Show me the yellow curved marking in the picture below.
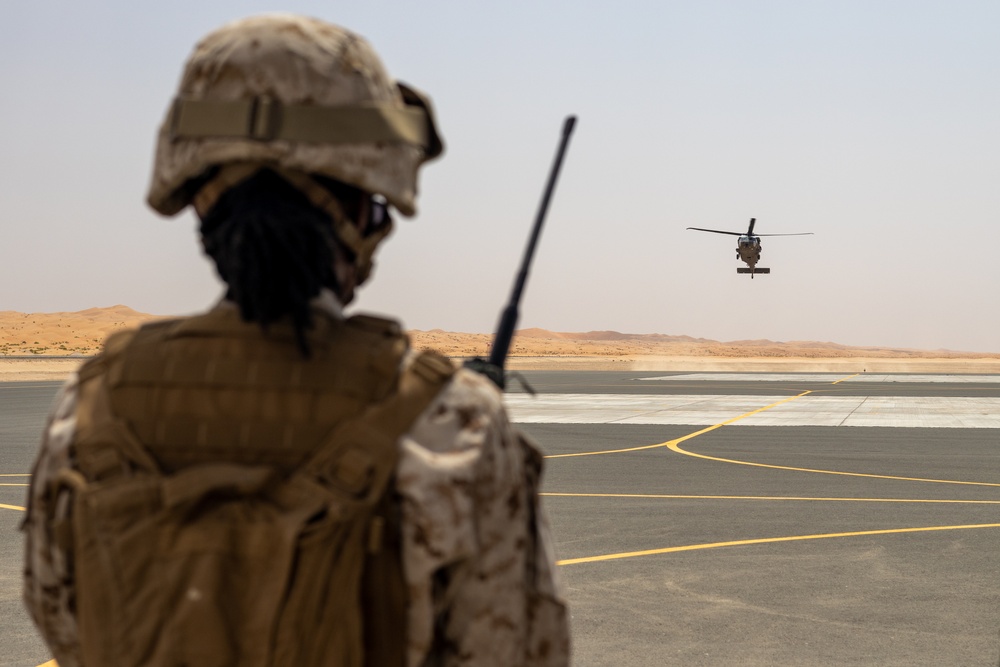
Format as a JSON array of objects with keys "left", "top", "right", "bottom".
[
  {"left": 545, "top": 391, "right": 812, "bottom": 458},
  {"left": 666, "top": 440, "right": 1000, "bottom": 487},
  {"left": 542, "top": 492, "right": 1000, "bottom": 505},
  {"left": 557, "top": 523, "right": 1000, "bottom": 566},
  {"left": 545, "top": 440, "right": 673, "bottom": 457},
  {"left": 831, "top": 373, "right": 859, "bottom": 384},
  {"left": 1, "top": 503, "right": 26, "bottom": 511},
  {"left": 549, "top": 371, "right": 1000, "bottom": 488},
  {"left": 38, "top": 661, "right": 57, "bottom": 667}
]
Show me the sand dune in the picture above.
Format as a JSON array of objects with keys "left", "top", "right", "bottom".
[
  {"left": 407, "top": 329, "right": 1000, "bottom": 361},
  {"left": 2, "top": 307, "right": 999, "bottom": 379},
  {"left": 0, "top": 306, "right": 167, "bottom": 356}
]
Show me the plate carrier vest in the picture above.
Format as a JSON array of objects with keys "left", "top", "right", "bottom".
[{"left": 59, "top": 308, "right": 454, "bottom": 666}]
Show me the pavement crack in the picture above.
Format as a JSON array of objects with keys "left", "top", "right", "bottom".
[{"left": 838, "top": 396, "right": 869, "bottom": 427}]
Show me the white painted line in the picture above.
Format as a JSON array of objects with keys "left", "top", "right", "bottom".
[
  {"left": 849, "top": 375, "right": 1000, "bottom": 383},
  {"left": 639, "top": 374, "right": 845, "bottom": 383},
  {"left": 504, "top": 394, "right": 1000, "bottom": 428},
  {"left": 639, "top": 373, "right": 1000, "bottom": 383}
]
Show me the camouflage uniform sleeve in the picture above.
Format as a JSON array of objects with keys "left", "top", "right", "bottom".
[
  {"left": 397, "top": 367, "right": 570, "bottom": 667},
  {"left": 22, "top": 373, "right": 83, "bottom": 667}
]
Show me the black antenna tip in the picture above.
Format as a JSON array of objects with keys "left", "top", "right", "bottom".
[{"left": 563, "top": 116, "right": 577, "bottom": 135}]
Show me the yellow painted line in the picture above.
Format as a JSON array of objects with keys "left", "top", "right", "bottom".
[
  {"left": 545, "top": 440, "right": 673, "bottom": 457},
  {"left": 831, "top": 373, "right": 859, "bottom": 384},
  {"left": 601, "top": 372, "right": 1000, "bottom": 488},
  {"left": 545, "top": 390, "right": 813, "bottom": 458},
  {"left": 0, "top": 484, "right": 28, "bottom": 487},
  {"left": 557, "top": 523, "right": 1000, "bottom": 566},
  {"left": 38, "top": 661, "right": 57, "bottom": 667},
  {"left": 0, "top": 474, "right": 29, "bottom": 477},
  {"left": 666, "top": 440, "right": 1000, "bottom": 487},
  {"left": 542, "top": 492, "right": 1000, "bottom": 504},
  {"left": 1, "top": 503, "right": 26, "bottom": 511}
]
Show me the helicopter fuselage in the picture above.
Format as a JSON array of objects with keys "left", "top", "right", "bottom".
[
  {"left": 687, "top": 218, "right": 811, "bottom": 278},
  {"left": 737, "top": 235, "right": 761, "bottom": 271}
]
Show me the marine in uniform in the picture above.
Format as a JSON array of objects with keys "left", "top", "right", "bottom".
[{"left": 23, "top": 14, "right": 569, "bottom": 667}]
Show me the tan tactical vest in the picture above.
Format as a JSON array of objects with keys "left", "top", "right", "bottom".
[{"left": 63, "top": 307, "right": 454, "bottom": 667}]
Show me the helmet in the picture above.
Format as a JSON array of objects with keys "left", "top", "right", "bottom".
[{"left": 146, "top": 14, "right": 443, "bottom": 218}]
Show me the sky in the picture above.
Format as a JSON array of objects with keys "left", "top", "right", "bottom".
[{"left": 2, "top": 1, "right": 998, "bottom": 352}]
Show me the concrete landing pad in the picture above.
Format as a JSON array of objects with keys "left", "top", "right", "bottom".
[
  {"left": 505, "top": 393, "right": 1000, "bottom": 428},
  {"left": 639, "top": 373, "right": 1000, "bottom": 383}
]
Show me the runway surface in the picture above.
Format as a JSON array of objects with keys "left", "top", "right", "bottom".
[
  {"left": 513, "top": 371, "right": 1000, "bottom": 666},
  {"left": 3, "top": 372, "right": 1000, "bottom": 666}
]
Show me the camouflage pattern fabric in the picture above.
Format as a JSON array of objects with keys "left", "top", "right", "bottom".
[
  {"left": 23, "top": 327, "right": 569, "bottom": 667},
  {"left": 148, "top": 14, "right": 441, "bottom": 219},
  {"left": 399, "top": 368, "right": 570, "bottom": 666},
  {"left": 23, "top": 376, "right": 82, "bottom": 667}
]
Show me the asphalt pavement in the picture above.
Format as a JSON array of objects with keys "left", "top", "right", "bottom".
[{"left": 4, "top": 373, "right": 1000, "bottom": 666}]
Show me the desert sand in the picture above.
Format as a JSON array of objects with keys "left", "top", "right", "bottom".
[
  {"left": 2, "top": 307, "right": 1000, "bottom": 382},
  {"left": 0, "top": 306, "right": 169, "bottom": 381}
]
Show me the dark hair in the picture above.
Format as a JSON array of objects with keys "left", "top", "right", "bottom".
[{"left": 198, "top": 169, "right": 360, "bottom": 357}]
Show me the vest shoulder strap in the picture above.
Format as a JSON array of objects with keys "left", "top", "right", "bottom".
[{"left": 299, "top": 349, "right": 455, "bottom": 502}]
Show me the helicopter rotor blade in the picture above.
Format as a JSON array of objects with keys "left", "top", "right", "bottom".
[
  {"left": 747, "top": 217, "right": 756, "bottom": 236},
  {"left": 686, "top": 227, "right": 742, "bottom": 236},
  {"left": 754, "top": 232, "right": 814, "bottom": 237}
]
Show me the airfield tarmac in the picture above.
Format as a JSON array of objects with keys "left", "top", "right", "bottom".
[{"left": 3, "top": 371, "right": 1000, "bottom": 666}]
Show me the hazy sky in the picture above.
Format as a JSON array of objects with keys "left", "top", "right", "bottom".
[{"left": 3, "top": 1, "right": 998, "bottom": 352}]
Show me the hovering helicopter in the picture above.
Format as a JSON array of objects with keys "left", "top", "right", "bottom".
[{"left": 687, "top": 218, "right": 813, "bottom": 278}]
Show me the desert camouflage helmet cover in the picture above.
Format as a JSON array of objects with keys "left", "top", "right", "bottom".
[{"left": 147, "top": 14, "right": 443, "bottom": 218}]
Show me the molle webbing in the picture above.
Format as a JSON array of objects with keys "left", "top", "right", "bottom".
[
  {"left": 69, "top": 312, "right": 455, "bottom": 667},
  {"left": 80, "top": 308, "right": 410, "bottom": 476}
]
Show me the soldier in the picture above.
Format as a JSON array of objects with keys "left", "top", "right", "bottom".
[{"left": 23, "top": 14, "right": 569, "bottom": 667}]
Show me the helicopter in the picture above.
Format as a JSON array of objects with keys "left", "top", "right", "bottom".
[{"left": 687, "top": 218, "right": 813, "bottom": 278}]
